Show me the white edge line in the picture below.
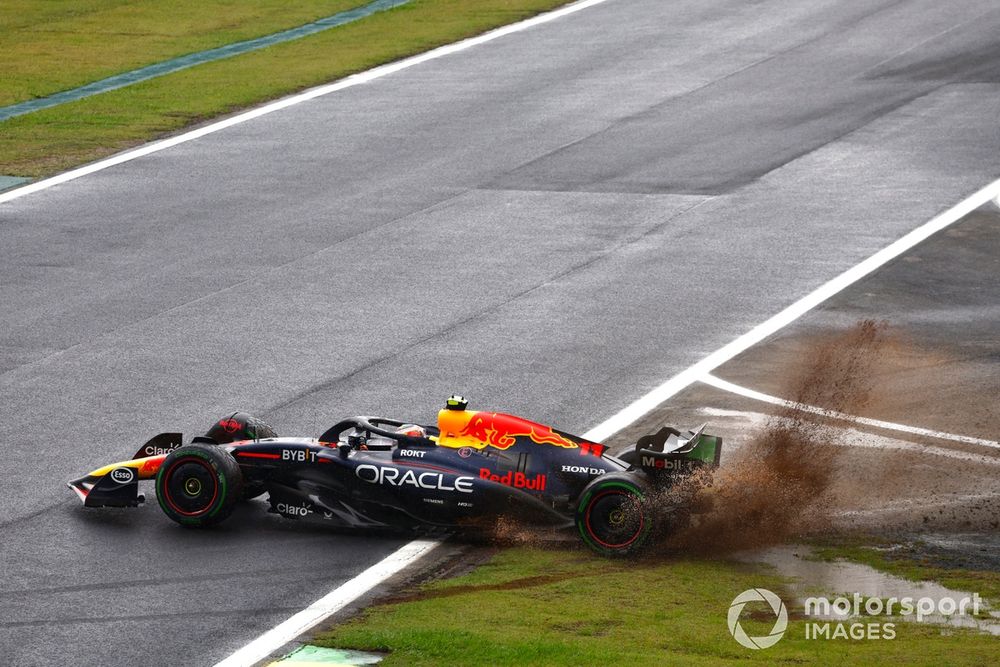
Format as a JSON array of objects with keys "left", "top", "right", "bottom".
[
  {"left": 200, "top": 4, "right": 621, "bottom": 666},
  {"left": 212, "top": 539, "right": 439, "bottom": 667},
  {"left": 582, "top": 175, "right": 1000, "bottom": 443},
  {"left": 701, "top": 373, "right": 1000, "bottom": 450},
  {"left": 213, "top": 173, "right": 1000, "bottom": 667},
  {"left": 28, "top": 0, "right": 989, "bottom": 657},
  {"left": 0, "top": 0, "right": 613, "bottom": 206}
]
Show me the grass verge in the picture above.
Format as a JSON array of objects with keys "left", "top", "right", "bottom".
[
  {"left": 313, "top": 545, "right": 999, "bottom": 666},
  {"left": 0, "top": 0, "right": 572, "bottom": 178},
  {"left": 1, "top": 1, "right": 366, "bottom": 107}
]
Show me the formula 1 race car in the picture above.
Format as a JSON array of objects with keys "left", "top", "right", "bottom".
[{"left": 68, "top": 396, "right": 722, "bottom": 556}]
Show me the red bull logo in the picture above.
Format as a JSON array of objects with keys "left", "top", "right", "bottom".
[
  {"left": 140, "top": 455, "right": 167, "bottom": 476},
  {"left": 479, "top": 468, "right": 547, "bottom": 491},
  {"left": 219, "top": 418, "right": 241, "bottom": 433},
  {"left": 460, "top": 412, "right": 578, "bottom": 449}
]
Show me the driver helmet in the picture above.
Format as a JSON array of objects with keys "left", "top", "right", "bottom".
[
  {"left": 205, "top": 412, "right": 277, "bottom": 444},
  {"left": 393, "top": 423, "right": 427, "bottom": 438}
]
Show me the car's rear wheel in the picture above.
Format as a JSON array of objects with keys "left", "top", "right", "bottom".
[
  {"left": 575, "top": 476, "right": 653, "bottom": 557},
  {"left": 156, "top": 444, "right": 243, "bottom": 527}
]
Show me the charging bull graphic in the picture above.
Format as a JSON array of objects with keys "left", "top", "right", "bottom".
[
  {"left": 462, "top": 412, "right": 578, "bottom": 449},
  {"left": 437, "top": 409, "right": 586, "bottom": 450}
]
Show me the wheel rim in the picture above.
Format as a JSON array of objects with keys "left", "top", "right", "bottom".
[
  {"left": 585, "top": 489, "right": 645, "bottom": 549},
  {"left": 183, "top": 477, "right": 203, "bottom": 496},
  {"left": 162, "top": 458, "right": 219, "bottom": 516}
]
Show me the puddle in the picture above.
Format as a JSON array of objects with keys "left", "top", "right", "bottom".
[
  {"left": 266, "top": 645, "right": 385, "bottom": 666},
  {"left": 736, "top": 544, "right": 1000, "bottom": 635},
  {"left": 0, "top": 176, "right": 31, "bottom": 193}
]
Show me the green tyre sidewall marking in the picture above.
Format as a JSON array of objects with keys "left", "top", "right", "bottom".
[
  {"left": 156, "top": 448, "right": 228, "bottom": 525},
  {"left": 576, "top": 480, "right": 651, "bottom": 555}
]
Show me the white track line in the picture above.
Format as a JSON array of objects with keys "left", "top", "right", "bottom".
[
  {"left": 24, "top": 0, "right": 989, "bottom": 660},
  {"left": 583, "top": 175, "right": 1000, "bottom": 443},
  {"left": 700, "top": 406, "right": 1000, "bottom": 465},
  {"left": 214, "top": 163, "right": 1000, "bottom": 667},
  {"left": 198, "top": 5, "right": 620, "bottom": 666},
  {"left": 213, "top": 539, "right": 439, "bottom": 667},
  {"left": 0, "top": 0, "right": 614, "bottom": 206},
  {"left": 700, "top": 373, "right": 1000, "bottom": 451}
]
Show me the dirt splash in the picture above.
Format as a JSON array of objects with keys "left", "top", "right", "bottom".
[
  {"left": 488, "top": 515, "right": 548, "bottom": 547},
  {"left": 664, "top": 319, "right": 892, "bottom": 553}
]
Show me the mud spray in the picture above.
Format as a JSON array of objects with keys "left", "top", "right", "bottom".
[
  {"left": 483, "top": 320, "right": 896, "bottom": 552},
  {"left": 663, "top": 319, "right": 892, "bottom": 553}
]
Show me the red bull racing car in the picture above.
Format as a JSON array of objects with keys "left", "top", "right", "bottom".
[{"left": 68, "top": 396, "right": 721, "bottom": 556}]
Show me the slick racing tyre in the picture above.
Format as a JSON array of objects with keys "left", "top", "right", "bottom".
[
  {"left": 156, "top": 444, "right": 243, "bottom": 527},
  {"left": 203, "top": 412, "right": 276, "bottom": 500},
  {"left": 575, "top": 476, "right": 653, "bottom": 557}
]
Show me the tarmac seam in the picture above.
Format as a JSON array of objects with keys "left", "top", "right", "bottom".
[{"left": 266, "top": 194, "right": 711, "bottom": 414}]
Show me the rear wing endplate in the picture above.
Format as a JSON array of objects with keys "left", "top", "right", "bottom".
[{"left": 634, "top": 424, "right": 722, "bottom": 474}]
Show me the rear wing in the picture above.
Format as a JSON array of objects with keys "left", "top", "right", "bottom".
[{"left": 632, "top": 424, "right": 722, "bottom": 475}]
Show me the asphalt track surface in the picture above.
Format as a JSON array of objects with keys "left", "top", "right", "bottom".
[{"left": 2, "top": 0, "right": 1000, "bottom": 664}]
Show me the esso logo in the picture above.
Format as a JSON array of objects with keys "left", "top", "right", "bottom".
[{"left": 110, "top": 467, "right": 135, "bottom": 484}]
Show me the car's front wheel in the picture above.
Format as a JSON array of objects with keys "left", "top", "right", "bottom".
[{"left": 156, "top": 444, "right": 243, "bottom": 527}]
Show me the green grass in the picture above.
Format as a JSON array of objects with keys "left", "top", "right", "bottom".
[
  {"left": 0, "top": 1, "right": 366, "bottom": 107},
  {"left": 314, "top": 546, "right": 1000, "bottom": 666},
  {"left": 809, "top": 539, "right": 1000, "bottom": 606},
  {"left": 0, "top": 0, "right": 572, "bottom": 177}
]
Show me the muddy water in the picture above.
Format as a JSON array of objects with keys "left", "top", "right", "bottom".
[{"left": 738, "top": 544, "right": 1000, "bottom": 635}]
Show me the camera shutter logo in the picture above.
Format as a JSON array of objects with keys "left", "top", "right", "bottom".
[{"left": 728, "top": 588, "right": 788, "bottom": 649}]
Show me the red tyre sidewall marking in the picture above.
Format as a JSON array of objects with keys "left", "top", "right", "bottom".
[{"left": 584, "top": 489, "right": 644, "bottom": 549}]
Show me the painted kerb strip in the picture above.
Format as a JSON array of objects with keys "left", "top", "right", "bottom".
[
  {"left": 213, "top": 539, "right": 439, "bottom": 667},
  {"left": 0, "top": 0, "right": 411, "bottom": 122}
]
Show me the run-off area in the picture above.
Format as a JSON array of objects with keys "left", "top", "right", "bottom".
[
  {"left": 618, "top": 202, "right": 1000, "bottom": 539},
  {"left": 266, "top": 203, "right": 1000, "bottom": 667}
]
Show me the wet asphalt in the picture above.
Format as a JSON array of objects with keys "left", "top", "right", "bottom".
[{"left": 2, "top": 0, "right": 1000, "bottom": 664}]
